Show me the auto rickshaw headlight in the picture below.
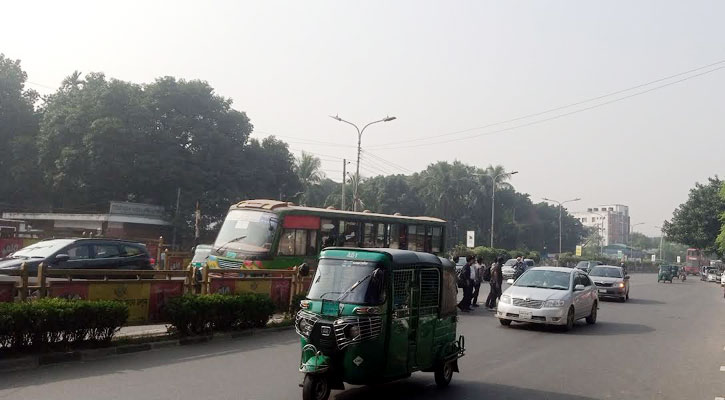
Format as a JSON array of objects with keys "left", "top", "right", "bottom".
[
  {"left": 345, "top": 324, "right": 361, "bottom": 339},
  {"left": 299, "top": 319, "right": 313, "bottom": 336}
]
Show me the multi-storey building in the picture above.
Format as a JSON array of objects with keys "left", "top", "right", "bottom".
[{"left": 572, "top": 204, "right": 630, "bottom": 246}]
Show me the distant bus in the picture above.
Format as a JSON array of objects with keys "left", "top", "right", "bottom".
[
  {"left": 684, "top": 248, "right": 709, "bottom": 275},
  {"left": 206, "top": 199, "right": 446, "bottom": 271}
]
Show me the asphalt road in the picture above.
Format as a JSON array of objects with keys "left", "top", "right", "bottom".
[{"left": 1, "top": 274, "right": 723, "bottom": 400}]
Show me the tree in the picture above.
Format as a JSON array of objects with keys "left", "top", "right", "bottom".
[
  {"left": 484, "top": 164, "right": 515, "bottom": 190},
  {"left": 0, "top": 54, "right": 41, "bottom": 207},
  {"left": 663, "top": 177, "right": 724, "bottom": 255},
  {"left": 295, "top": 152, "right": 324, "bottom": 205}
]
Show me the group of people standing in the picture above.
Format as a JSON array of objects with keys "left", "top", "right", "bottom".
[{"left": 455, "top": 255, "right": 525, "bottom": 312}]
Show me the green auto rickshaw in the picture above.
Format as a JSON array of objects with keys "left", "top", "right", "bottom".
[
  {"left": 295, "top": 248, "right": 465, "bottom": 400},
  {"left": 657, "top": 265, "right": 673, "bottom": 283}
]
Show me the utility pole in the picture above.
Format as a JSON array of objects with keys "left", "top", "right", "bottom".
[
  {"left": 542, "top": 197, "right": 581, "bottom": 254},
  {"left": 341, "top": 159, "right": 347, "bottom": 211},
  {"left": 480, "top": 171, "right": 519, "bottom": 248},
  {"left": 194, "top": 200, "right": 200, "bottom": 245},
  {"left": 330, "top": 115, "right": 396, "bottom": 211},
  {"left": 171, "top": 187, "right": 181, "bottom": 250}
]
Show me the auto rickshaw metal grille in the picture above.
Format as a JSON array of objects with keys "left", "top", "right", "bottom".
[
  {"left": 419, "top": 268, "right": 439, "bottom": 315},
  {"left": 333, "top": 316, "right": 383, "bottom": 349},
  {"left": 295, "top": 310, "right": 319, "bottom": 337}
]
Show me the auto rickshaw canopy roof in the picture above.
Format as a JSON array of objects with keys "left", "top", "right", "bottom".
[{"left": 320, "top": 247, "right": 454, "bottom": 270}]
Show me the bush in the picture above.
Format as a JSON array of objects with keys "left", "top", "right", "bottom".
[
  {"left": 163, "top": 293, "right": 276, "bottom": 336},
  {"left": 0, "top": 299, "right": 128, "bottom": 351}
]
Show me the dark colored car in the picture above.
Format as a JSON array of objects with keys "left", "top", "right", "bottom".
[
  {"left": 575, "top": 260, "right": 603, "bottom": 274},
  {"left": 0, "top": 238, "right": 152, "bottom": 274}
]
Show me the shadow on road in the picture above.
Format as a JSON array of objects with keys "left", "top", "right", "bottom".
[
  {"left": 619, "top": 298, "right": 666, "bottom": 305},
  {"left": 502, "top": 320, "right": 654, "bottom": 336},
  {"left": 334, "top": 377, "right": 599, "bottom": 400}
]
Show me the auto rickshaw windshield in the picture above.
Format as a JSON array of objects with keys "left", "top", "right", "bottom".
[{"left": 307, "top": 259, "right": 385, "bottom": 305}]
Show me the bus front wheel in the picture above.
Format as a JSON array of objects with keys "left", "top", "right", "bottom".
[{"left": 303, "top": 374, "right": 330, "bottom": 400}]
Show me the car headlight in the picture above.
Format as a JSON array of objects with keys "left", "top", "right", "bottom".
[
  {"left": 500, "top": 295, "right": 511, "bottom": 304},
  {"left": 543, "top": 299, "right": 565, "bottom": 308},
  {"left": 616, "top": 282, "right": 625, "bottom": 288}
]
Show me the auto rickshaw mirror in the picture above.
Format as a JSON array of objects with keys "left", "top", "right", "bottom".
[{"left": 298, "top": 263, "right": 310, "bottom": 277}]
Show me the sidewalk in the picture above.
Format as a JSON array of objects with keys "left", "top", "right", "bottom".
[{"left": 115, "top": 313, "right": 289, "bottom": 340}]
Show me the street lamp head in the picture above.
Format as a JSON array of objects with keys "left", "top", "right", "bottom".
[
  {"left": 510, "top": 171, "right": 519, "bottom": 175},
  {"left": 383, "top": 116, "right": 397, "bottom": 122},
  {"left": 329, "top": 115, "right": 342, "bottom": 121}
]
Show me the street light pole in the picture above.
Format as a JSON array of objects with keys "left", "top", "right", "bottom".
[
  {"left": 654, "top": 225, "right": 664, "bottom": 262},
  {"left": 481, "top": 171, "right": 518, "bottom": 248},
  {"left": 330, "top": 115, "right": 396, "bottom": 212},
  {"left": 542, "top": 197, "right": 581, "bottom": 254},
  {"left": 629, "top": 222, "right": 645, "bottom": 259}
]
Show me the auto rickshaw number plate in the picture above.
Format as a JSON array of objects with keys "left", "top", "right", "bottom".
[{"left": 322, "top": 300, "right": 340, "bottom": 316}]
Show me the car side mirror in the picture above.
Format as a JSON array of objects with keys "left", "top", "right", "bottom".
[
  {"left": 574, "top": 284, "right": 585, "bottom": 291},
  {"left": 298, "top": 263, "right": 310, "bottom": 277},
  {"left": 506, "top": 279, "right": 514, "bottom": 285},
  {"left": 54, "top": 254, "right": 70, "bottom": 263}
]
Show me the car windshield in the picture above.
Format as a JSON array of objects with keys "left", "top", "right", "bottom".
[
  {"left": 191, "top": 245, "right": 213, "bottom": 264},
  {"left": 589, "top": 267, "right": 623, "bottom": 278},
  {"left": 213, "top": 210, "right": 279, "bottom": 254},
  {"left": 10, "top": 239, "right": 74, "bottom": 259},
  {"left": 514, "top": 270, "right": 571, "bottom": 290},
  {"left": 307, "top": 259, "right": 385, "bottom": 305}
]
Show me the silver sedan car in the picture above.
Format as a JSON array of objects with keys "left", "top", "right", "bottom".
[
  {"left": 496, "top": 267, "right": 599, "bottom": 331},
  {"left": 588, "top": 265, "right": 630, "bottom": 302}
]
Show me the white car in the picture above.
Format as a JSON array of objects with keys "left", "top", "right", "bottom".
[
  {"left": 496, "top": 266, "right": 599, "bottom": 331},
  {"left": 706, "top": 270, "right": 719, "bottom": 282}
]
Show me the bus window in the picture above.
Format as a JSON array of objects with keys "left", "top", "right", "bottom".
[
  {"left": 431, "top": 227, "right": 442, "bottom": 253},
  {"left": 320, "top": 219, "right": 337, "bottom": 248},
  {"left": 407, "top": 225, "right": 419, "bottom": 251},
  {"left": 278, "top": 229, "right": 318, "bottom": 256},
  {"left": 363, "top": 223, "right": 375, "bottom": 247},
  {"left": 389, "top": 224, "right": 400, "bottom": 249},
  {"left": 376, "top": 223, "right": 387, "bottom": 247},
  {"left": 424, "top": 226, "right": 433, "bottom": 253},
  {"left": 342, "top": 221, "right": 360, "bottom": 247}
]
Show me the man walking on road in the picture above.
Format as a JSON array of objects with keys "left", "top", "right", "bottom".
[
  {"left": 457, "top": 256, "right": 474, "bottom": 312},
  {"left": 470, "top": 256, "right": 483, "bottom": 308},
  {"left": 485, "top": 256, "right": 504, "bottom": 310}
]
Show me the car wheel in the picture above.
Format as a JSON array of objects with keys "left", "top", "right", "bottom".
[
  {"left": 563, "top": 307, "right": 575, "bottom": 332},
  {"left": 586, "top": 303, "right": 597, "bottom": 324},
  {"left": 499, "top": 318, "right": 512, "bottom": 326},
  {"left": 434, "top": 360, "right": 454, "bottom": 388}
]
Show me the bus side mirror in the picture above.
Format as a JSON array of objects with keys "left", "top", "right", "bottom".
[
  {"left": 372, "top": 268, "right": 383, "bottom": 283},
  {"left": 298, "top": 263, "right": 310, "bottom": 277}
]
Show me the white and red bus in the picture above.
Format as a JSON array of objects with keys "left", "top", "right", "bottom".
[{"left": 684, "top": 248, "right": 709, "bottom": 275}]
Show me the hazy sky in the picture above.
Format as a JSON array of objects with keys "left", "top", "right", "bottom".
[{"left": 3, "top": 0, "right": 724, "bottom": 235}]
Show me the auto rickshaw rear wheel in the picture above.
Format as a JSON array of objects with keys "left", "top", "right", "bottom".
[
  {"left": 303, "top": 374, "right": 330, "bottom": 400},
  {"left": 434, "top": 361, "right": 454, "bottom": 388}
]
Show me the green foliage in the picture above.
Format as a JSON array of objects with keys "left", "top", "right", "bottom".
[
  {"left": 0, "top": 54, "right": 43, "bottom": 206},
  {"left": 163, "top": 293, "right": 276, "bottom": 336},
  {"left": 663, "top": 177, "right": 724, "bottom": 255},
  {"left": 0, "top": 299, "right": 128, "bottom": 351}
]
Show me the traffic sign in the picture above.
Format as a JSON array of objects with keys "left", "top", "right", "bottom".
[
  {"left": 466, "top": 231, "right": 475, "bottom": 248},
  {"left": 677, "top": 256, "right": 681, "bottom": 263},
  {"left": 575, "top": 245, "right": 582, "bottom": 257},
  {"left": 651, "top": 254, "right": 656, "bottom": 262}
]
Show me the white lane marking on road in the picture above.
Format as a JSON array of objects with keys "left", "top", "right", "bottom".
[
  {"left": 715, "top": 397, "right": 724, "bottom": 400},
  {"left": 721, "top": 366, "right": 725, "bottom": 372}
]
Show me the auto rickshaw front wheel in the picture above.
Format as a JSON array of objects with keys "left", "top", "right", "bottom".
[
  {"left": 434, "top": 360, "right": 454, "bottom": 388},
  {"left": 303, "top": 374, "right": 331, "bottom": 400}
]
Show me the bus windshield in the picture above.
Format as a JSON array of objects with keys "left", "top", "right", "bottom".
[
  {"left": 213, "top": 210, "right": 279, "bottom": 254},
  {"left": 307, "top": 259, "right": 385, "bottom": 305}
]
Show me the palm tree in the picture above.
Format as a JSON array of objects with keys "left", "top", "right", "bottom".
[
  {"left": 295, "top": 152, "right": 324, "bottom": 205},
  {"left": 484, "top": 164, "right": 514, "bottom": 190}
]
